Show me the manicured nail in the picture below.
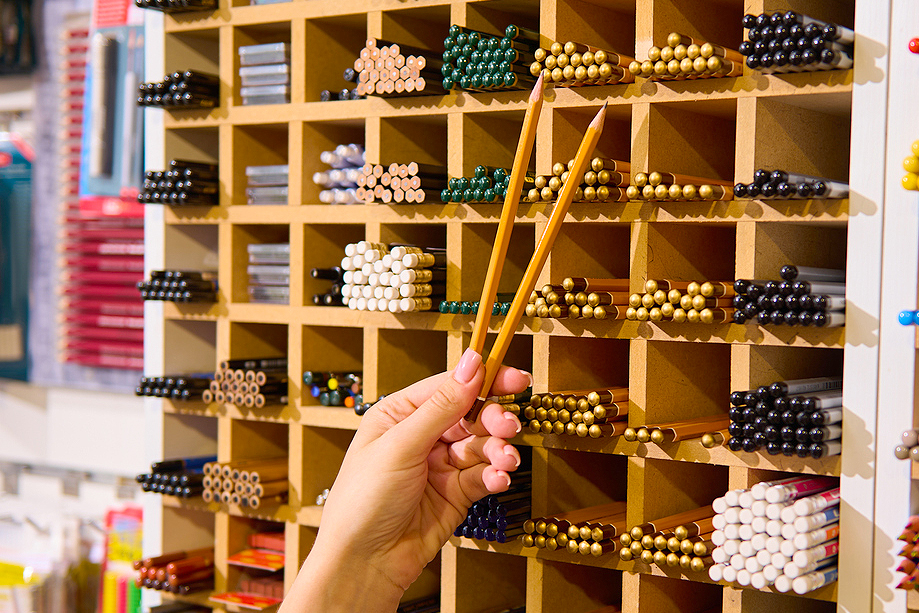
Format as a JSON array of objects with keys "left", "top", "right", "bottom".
[
  {"left": 503, "top": 411, "right": 522, "bottom": 434},
  {"left": 499, "top": 470, "right": 512, "bottom": 488},
  {"left": 504, "top": 444, "right": 521, "bottom": 468},
  {"left": 454, "top": 348, "right": 482, "bottom": 384},
  {"left": 518, "top": 369, "right": 534, "bottom": 388}
]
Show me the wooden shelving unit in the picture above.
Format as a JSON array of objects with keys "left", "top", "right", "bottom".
[{"left": 141, "top": 0, "right": 901, "bottom": 611}]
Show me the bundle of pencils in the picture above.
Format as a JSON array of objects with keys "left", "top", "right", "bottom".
[
  {"left": 309, "top": 266, "right": 345, "bottom": 307},
  {"left": 894, "top": 429, "right": 919, "bottom": 462},
  {"left": 740, "top": 12, "right": 853, "bottom": 74},
  {"left": 728, "top": 376, "right": 842, "bottom": 456},
  {"left": 132, "top": 547, "right": 214, "bottom": 594},
  {"left": 733, "top": 168, "right": 848, "bottom": 199},
  {"left": 522, "top": 502, "right": 626, "bottom": 557},
  {"left": 319, "top": 67, "right": 365, "bottom": 102},
  {"left": 619, "top": 505, "right": 715, "bottom": 573},
  {"left": 627, "top": 279, "right": 735, "bottom": 324},
  {"left": 201, "top": 457, "right": 287, "bottom": 508},
  {"left": 204, "top": 357, "right": 288, "bottom": 408},
  {"left": 629, "top": 33, "right": 742, "bottom": 81},
  {"left": 340, "top": 241, "right": 446, "bottom": 312},
  {"left": 135, "top": 373, "right": 213, "bottom": 401},
  {"left": 530, "top": 40, "right": 634, "bottom": 87},
  {"left": 896, "top": 516, "right": 919, "bottom": 589},
  {"left": 521, "top": 387, "right": 628, "bottom": 439},
  {"left": 138, "top": 71, "right": 219, "bottom": 108},
  {"left": 527, "top": 277, "right": 630, "bottom": 320},
  {"left": 624, "top": 171, "right": 733, "bottom": 202},
  {"left": 902, "top": 140, "right": 919, "bottom": 191},
  {"left": 623, "top": 414, "right": 730, "bottom": 446},
  {"left": 356, "top": 162, "right": 447, "bottom": 204},
  {"left": 731, "top": 265, "right": 845, "bottom": 327},
  {"left": 139, "top": 159, "right": 218, "bottom": 206},
  {"left": 441, "top": 165, "right": 519, "bottom": 204},
  {"left": 302, "top": 370, "right": 362, "bottom": 408},
  {"left": 134, "top": 0, "right": 216, "bottom": 12},
  {"left": 313, "top": 144, "right": 364, "bottom": 205},
  {"left": 354, "top": 38, "right": 445, "bottom": 97},
  {"left": 524, "top": 157, "right": 630, "bottom": 204},
  {"left": 137, "top": 270, "right": 217, "bottom": 303},
  {"left": 438, "top": 298, "right": 513, "bottom": 315},
  {"left": 708, "top": 477, "right": 839, "bottom": 594},
  {"left": 136, "top": 455, "right": 214, "bottom": 498},
  {"left": 442, "top": 24, "right": 539, "bottom": 92},
  {"left": 454, "top": 465, "right": 530, "bottom": 543}
]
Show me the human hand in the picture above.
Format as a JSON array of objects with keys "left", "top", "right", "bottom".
[{"left": 280, "top": 348, "right": 528, "bottom": 613}]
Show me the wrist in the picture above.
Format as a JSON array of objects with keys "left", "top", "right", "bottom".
[{"left": 281, "top": 533, "right": 404, "bottom": 613}]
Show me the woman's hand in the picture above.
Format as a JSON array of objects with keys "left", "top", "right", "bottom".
[{"left": 280, "top": 349, "right": 529, "bottom": 613}]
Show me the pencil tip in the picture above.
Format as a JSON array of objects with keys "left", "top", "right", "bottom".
[
  {"left": 589, "top": 102, "right": 608, "bottom": 128},
  {"left": 531, "top": 72, "right": 545, "bottom": 101}
]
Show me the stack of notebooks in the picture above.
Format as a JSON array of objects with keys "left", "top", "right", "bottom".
[
  {"left": 248, "top": 243, "right": 290, "bottom": 305},
  {"left": 239, "top": 42, "right": 290, "bottom": 105},
  {"left": 246, "top": 164, "right": 288, "bottom": 205}
]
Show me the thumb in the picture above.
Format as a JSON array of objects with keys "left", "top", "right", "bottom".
[{"left": 391, "top": 349, "right": 483, "bottom": 453}]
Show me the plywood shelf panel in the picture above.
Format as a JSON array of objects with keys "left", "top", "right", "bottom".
[
  {"left": 515, "top": 433, "right": 840, "bottom": 476},
  {"left": 161, "top": 74, "right": 851, "bottom": 128},
  {"left": 450, "top": 538, "right": 838, "bottom": 603}
]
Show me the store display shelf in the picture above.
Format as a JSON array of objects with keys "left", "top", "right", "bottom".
[
  {"left": 516, "top": 434, "right": 840, "bottom": 477},
  {"left": 294, "top": 505, "right": 323, "bottom": 528},
  {"left": 163, "top": 302, "right": 223, "bottom": 320},
  {"left": 162, "top": 400, "right": 222, "bottom": 417}
]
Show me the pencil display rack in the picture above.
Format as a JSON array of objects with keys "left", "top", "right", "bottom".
[{"left": 143, "top": 0, "right": 902, "bottom": 611}]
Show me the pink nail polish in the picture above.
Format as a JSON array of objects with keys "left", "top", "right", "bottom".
[
  {"left": 504, "top": 411, "right": 522, "bottom": 434},
  {"left": 454, "top": 348, "right": 482, "bottom": 384}
]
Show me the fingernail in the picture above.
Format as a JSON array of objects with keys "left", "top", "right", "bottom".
[
  {"left": 504, "top": 411, "right": 522, "bottom": 434},
  {"left": 504, "top": 444, "right": 521, "bottom": 468},
  {"left": 454, "top": 348, "right": 482, "bottom": 384},
  {"left": 518, "top": 369, "right": 534, "bottom": 388},
  {"left": 499, "top": 470, "right": 512, "bottom": 488}
]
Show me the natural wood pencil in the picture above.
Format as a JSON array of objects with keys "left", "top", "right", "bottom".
[
  {"left": 465, "top": 103, "right": 608, "bottom": 422},
  {"left": 469, "top": 74, "right": 545, "bottom": 356}
]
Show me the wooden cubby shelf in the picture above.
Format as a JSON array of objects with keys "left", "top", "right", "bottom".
[{"left": 145, "top": 0, "right": 889, "bottom": 611}]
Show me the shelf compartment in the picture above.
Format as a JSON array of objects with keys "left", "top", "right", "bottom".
[
  {"left": 543, "top": 336, "right": 628, "bottom": 397},
  {"left": 299, "top": 325, "right": 363, "bottom": 409},
  {"left": 735, "top": 221, "right": 847, "bottom": 296},
  {"left": 303, "top": 15, "right": 366, "bottom": 103},
  {"left": 225, "top": 515, "right": 286, "bottom": 601},
  {"left": 230, "top": 224, "right": 291, "bottom": 305},
  {"left": 445, "top": 546, "right": 526, "bottom": 613},
  {"left": 232, "top": 22, "right": 293, "bottom": 105},
  {"left": 645, "top": 0, "right": 743, "bottom": 63},
  {"left": 380, "top": 115, "right": 448, "bottom": 174},
  {"left": 538, "top": 447, "right": 628, "bottom": 520},
  {"left": 301, "top": 120, "right": 365, "bottom": 205},
  {"left": 376, "top": 328, "right": 448, "bottom": 397},
  {"left": 730, "top": 586, "right": 836, "bottom": 611},
  {"left": 549, "top": 223, "right": 631, "bottom": 291},
  {"left": 627, "top": 456, "right": 727, "bottom": 539},
  {"left": 458, "top": 110, "right": 531, "bottom": 179},
  {"left": 731, "top": 344, "right": 844, "bottom": 393},
  {"left": 458, "top": 221, "right": 535, "bottom": 303},
  {"left": 290, "top": 425, "right": 354, "bottom": 512},
  {"left": 230, "top": 123, "right": 290, "bottom": 205},
  {"left": 163, "top": 319, "right": 218, "bottom": 379},
  {"left": 627, "top": 571, "right": 722, "bottom": 613},
  {"left": 302, "top": 224, "right": 363, "bottom": 305},
  {"left": 161, "top": 503, "right": 217, "bottom": 558},
  {"left": 464, "top": 0, "right": 540, "bottom": 40},
  {"left": 379, "top": 5, "right": 451, "bottom": 60},
  {"left": 227, "top": 322, "right": 289, "bottom": 370},
  {"left": 553, "top": 104, "right": 632, "bottom": 172},
  {"left": 165, "top": 224, "right": 220, "bottom": 272},
  {"left": 743, "top": 96, "right": 851, "bottom": 186},
  {"left": 640, "top": 222, "right": 736, "bottom": 290},
  {"left": 635, "top": 340, "right": 730, "bottom": 428},
  {"left": 645, "top": 99, "right": 737, "bottom": 184},
  {"left": 533, "top": 559, "right": 622, "bottom": 613},
  {"left": 164, "top": 28, "right": 221, "bottom": 83}
]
